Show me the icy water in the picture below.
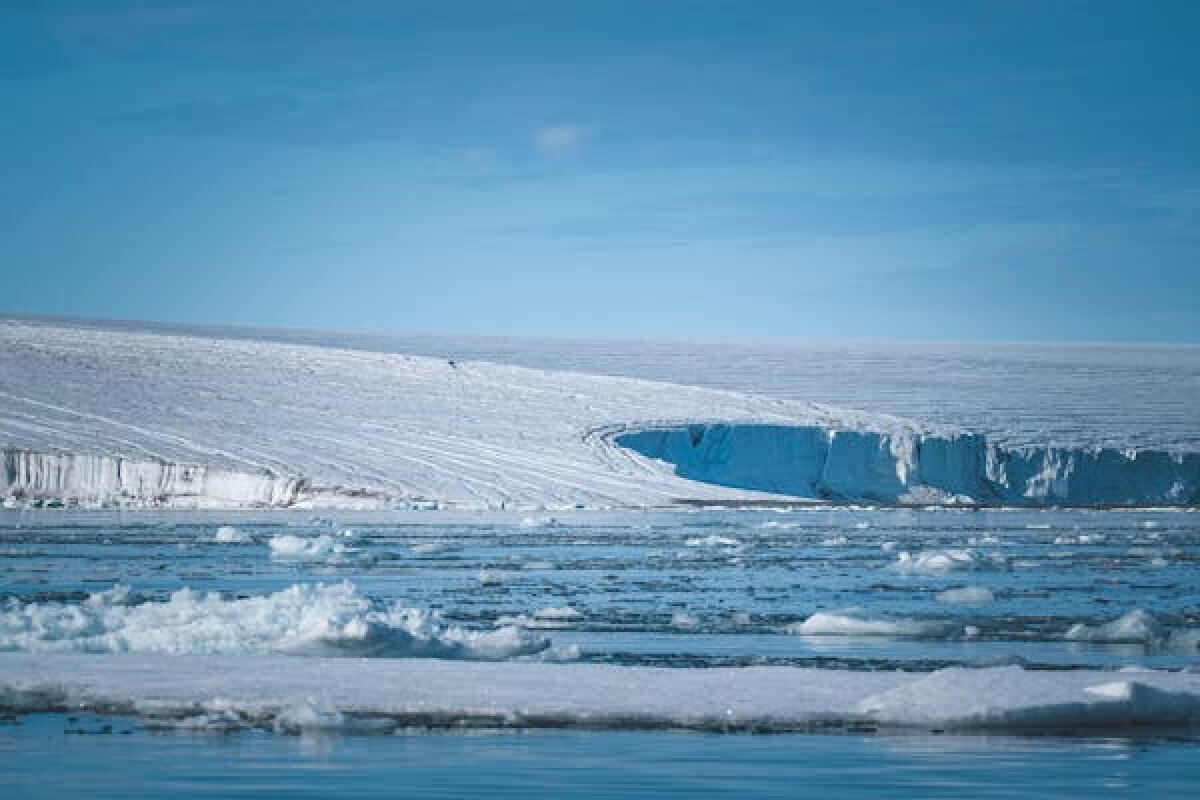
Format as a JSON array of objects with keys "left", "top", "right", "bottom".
[
  {"left": 4, "top": 714, "right": 1199, "bottom": 799},
  {"left": 2, "top": 507, "right": 1200, "bottom": 796}
]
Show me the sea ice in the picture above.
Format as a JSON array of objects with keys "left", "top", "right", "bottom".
[
  {"left": 894, "top": 549, "right": 996, "bottom": 574},
  {"left": 1065, "top": 610, "right": 1166, "bottom": 645},
  {"left": 788, "top": 610, "right": 959, "bottom": 638},
  {"left": 936, "top": 587, "right": 995, "bottom": 606},
  {"left": 4, "top": 655, "right": 1200, "bottom": 734},
  {"left": 213, "top": 525, "right": 251, "bottom": 544},
  {"left": 0, "top": 582, "right": 549, "bottom": 661}
]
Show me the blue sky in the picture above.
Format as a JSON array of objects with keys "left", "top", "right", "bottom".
[{"left": 2, "top": 1, "right": 1198, "bottom": 342}]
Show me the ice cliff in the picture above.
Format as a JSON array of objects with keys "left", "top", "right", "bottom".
[
  {"left": 616, "top": 423, "right": 1199, "bottom": 506},
  {"left": 0, "top": 449, "right": 376, "bottom": 509}
]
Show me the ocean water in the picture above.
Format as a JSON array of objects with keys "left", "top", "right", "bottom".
[
  {"left": 2, "top": 508, "right": 1200, "bottom": 796},
  {"left": 4, "top": 715, "right": 1199, "bottom": 799}
]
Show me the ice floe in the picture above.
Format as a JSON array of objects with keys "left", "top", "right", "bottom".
[
  {"left": 936, "top": 587, "right": 996, "bottom": 606},
  {"left": 212, "top": 525, "right": 251, "bottom": 544},
  {"left": 4, "top": 655, "right": 1200, "bottom": 734},
  {"left": 894, "top": 549, "right": 1004, "bottom": 574},
  {"left": 788, "top": 610, "right": 960, "bottom": 638},
  {"left": 0, "top": 583, "right": 549, "bottom": 661}
]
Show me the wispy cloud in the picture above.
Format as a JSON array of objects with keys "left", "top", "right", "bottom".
[{"left": 534, "top": 124, "right": 586, "bottom": 156}]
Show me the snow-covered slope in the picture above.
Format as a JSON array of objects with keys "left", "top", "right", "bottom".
[
  {"left": 0, "top": 319, "right": 858, "bottom": 508},
  {"left": 15, "top": 316, "right": 1196, "bottom": 452},
  {"left": 1, "top": 319, "right": 1196, "bottom": 508}
]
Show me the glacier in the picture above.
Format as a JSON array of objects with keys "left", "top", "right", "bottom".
[
  {"left": 616, "top": 424, "right": 1199, "bottom": 506},
  {"left": 1, "top": 318, "right": 1197, "bottom": 509}
]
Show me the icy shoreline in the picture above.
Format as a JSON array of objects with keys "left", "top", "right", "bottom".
[{"left": 3, "top": 653, "right": 1200, "bottom": 734}]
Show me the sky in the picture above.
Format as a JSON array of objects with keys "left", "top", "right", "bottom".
[{"left": 2, "top": 0, "right": 1198, "bottom": 343}]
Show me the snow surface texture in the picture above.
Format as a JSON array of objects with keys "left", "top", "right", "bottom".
[
  {"left": 2, "top": 318, "right": 1197, "bottom": 509},
  {"left": 3, "top": 654, "right": 1200, "bottom": 734},
  {"left": 22, "top": 316, "right": 1196, "bottom": 452}
]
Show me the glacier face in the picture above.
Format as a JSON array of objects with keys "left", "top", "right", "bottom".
[
  {"left": 1, "top": 449, "right": 374, "bottom": 509},
  {"left": 617, "top": 424, "right": 1199, "bottom": 506},
  {"left": 0, "top": 318, "right": 1196, "bottom": 509}
]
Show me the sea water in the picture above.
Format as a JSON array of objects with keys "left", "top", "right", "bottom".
[{"left": 2, "top": 507, "right": 1199, "bottom": 796}]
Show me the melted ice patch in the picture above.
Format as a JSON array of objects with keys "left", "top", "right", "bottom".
[{"left": 0, "top": 582, "right": 551, "bottom": 661}]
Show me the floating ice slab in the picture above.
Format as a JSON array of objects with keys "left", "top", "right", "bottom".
[
  {"left": 788, "top": 611, "right": 960, "bottom": 638},
  {"left": 2, "top": 654, "right": 1200, "bottom": 734}
]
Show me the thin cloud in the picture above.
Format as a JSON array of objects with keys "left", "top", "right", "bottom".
[{"left": 534, "top": 124, "right": 586, "bottom": 155}]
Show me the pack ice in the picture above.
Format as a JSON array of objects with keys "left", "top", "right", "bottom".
[{"left": 1, "top": 319, "right": 1197, "bottom": 509}]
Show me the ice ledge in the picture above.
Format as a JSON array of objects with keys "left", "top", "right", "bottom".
[
  {"left": 616, "top": 423, "right": 1200, "bottom": 507},
  {"left": 1, "top": 449, "right": 397, "bottom": 509}
]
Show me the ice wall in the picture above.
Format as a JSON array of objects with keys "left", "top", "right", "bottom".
[
  {"left": 1, "top": 449, "right": 337, "bottom": 508},
  {"left": 617, "top": 424, "right": 1200, "bottom": 506}
]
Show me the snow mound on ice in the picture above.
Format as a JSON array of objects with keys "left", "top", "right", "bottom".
[{"left": 858, "top": 667, "right": 1200, "bottom": 730}]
